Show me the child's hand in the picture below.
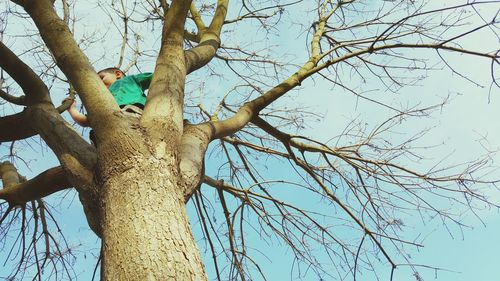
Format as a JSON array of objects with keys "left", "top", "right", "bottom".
[{"left": 62, "top": 98, "right": 89, "bottom": 127}]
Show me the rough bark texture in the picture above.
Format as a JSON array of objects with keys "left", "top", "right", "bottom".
[{"left": 100, "top": 137, "right": 207, "bottom": 280}]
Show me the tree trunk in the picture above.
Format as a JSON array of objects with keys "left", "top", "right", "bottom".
[{"left": 100, "top": 151, "right": 207, "bottom": 280}]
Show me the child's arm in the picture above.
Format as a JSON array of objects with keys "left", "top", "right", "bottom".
[{"left": 65, "top": 99, "right": 90, "bottom": 127}]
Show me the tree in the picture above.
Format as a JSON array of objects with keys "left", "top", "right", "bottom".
[{"left": 0, "top": 0, "right": 498, "bottom": 280}]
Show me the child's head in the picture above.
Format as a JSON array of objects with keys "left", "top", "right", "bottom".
[{"left": 98, "top": 67, "right": 126, "bottom": 88}]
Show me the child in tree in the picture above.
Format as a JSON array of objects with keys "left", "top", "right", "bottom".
[{"left": 66, "top": 67, "right": 153, "bottom": 126}]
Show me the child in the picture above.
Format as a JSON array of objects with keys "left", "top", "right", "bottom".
[{"left": 66, "top": 67, "right": 153, "bottom": 126}]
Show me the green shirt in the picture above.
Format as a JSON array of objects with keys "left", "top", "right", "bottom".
[{"left": 109, "top": 72, "right": 153, "bottom": 107}]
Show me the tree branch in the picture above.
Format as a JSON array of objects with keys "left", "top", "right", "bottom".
[
  {"left": 180, "top": 123, "right": 214, "bottom": 201},
  {"left": 185, "top": 0, "right": 229, "bottom": 73},
  {"left": 210, "top": 61, "right": 317, "bottom": 139},
  {"left": 313, "top": 43, "right": 500, "bottom": 75},
  {"left": 141, "top": 0, "right": 193, "bottom": 141},
  {"left": 0, "top": 88, "right": 26, "bottom": 105},
  {"left": 22, "top": 0, "right": 121, "bottom": 136},
  {"left": 0, "top": 111, "right": 37, "bottom": 142},
  {"left": 0, "top": 165, "right": 71, "bottom": 206},
  {"left": 189, "top": 2, "right": 206, "bottom": 32},
  {"left": 0, "top": 41, "right": 49, "bottom": 104}
]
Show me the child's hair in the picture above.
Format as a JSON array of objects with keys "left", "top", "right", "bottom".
[{"left": 98, "top": 67, "right": 126, "bottom": 76}]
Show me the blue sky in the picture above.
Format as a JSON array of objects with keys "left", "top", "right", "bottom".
[{"left": 1, "top": 1, "right": 500, "bottom": 280}]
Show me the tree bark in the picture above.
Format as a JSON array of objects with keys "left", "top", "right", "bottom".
[{"left": 100, "top": 146, "right": 207, "bottom": 280}]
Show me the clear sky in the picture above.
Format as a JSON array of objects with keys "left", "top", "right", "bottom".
[{"left": 1, "top": 1, "right": 499, "bottom": 280}]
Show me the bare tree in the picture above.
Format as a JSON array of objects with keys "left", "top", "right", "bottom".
[{"left": 0, "top": 0, "right": 499, "bottom": 280}]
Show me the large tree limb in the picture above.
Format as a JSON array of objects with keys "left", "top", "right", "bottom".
[
  {"left": 142, "top": 0, "right": 192, "bottom": 142},
  {"left": 0, "top": 40, "right": 75, "bottom": 152},
  {"left": 210, "top": 61, "right": 318, "bottom": 139},
  {"left": 27, "top": 103, "right": 102, "bottom": 236},
  {"left": 0, "top": 42, "right": 49, "bottom": 104},
  {"left": 0, "top": 39, "right": 97, "bottom": 175},
  {"left": 0, "top": 111, "right": 37, "bottom": 142},
  {"left": 180, "top": 123, "right": 214, "bottom": 201},
  {"left": 0, "top": 161, "right": 102, "bottom": 236},
  {"left": 185, "top": 39, "right": 221, "bottom": 74},
  {"left": 0, "top": 165, "right": 71, "bottom": 206},
  {"left": 28, "top": 104, "right": 97, "bottom": 171},
  {"left": 0, "top": 99, "right": 77, "bottom": 143},
  {"left": 14, "top": 0, "right": 104, "bottom": 207},
  {"left": 185, "top": 0, "right": 229, "bottom": 73},
  {"left": 21, "top": 0, "right": 121, "bottom": 137},
  {"left": 189, "top": 2, "right": 206, "bottom": 32}
]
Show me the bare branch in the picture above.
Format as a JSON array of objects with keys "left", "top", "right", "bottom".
[
  {"left": 22, "top": 0, "right": 121, "bottom": 135},
  {"left": 0, "top": 111, "right": 37, "bottom": 142},
  {"left": 141, "top": 0, "right": 192, "bottom": 141},
  {"left": 0, "top": 88, "right": 26, "bottom": 105},
  {"left": 180, "top": 123, "right": 214, "bottom": 200},
  {"left": 185, "top": 0, "right": 229, "bottom": 73},
  {"left": 0, "top": 41, "right": 49, "bottom": 104},
  {"left": 0, "top": 165, "right": 71, "bottom": 206}
]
